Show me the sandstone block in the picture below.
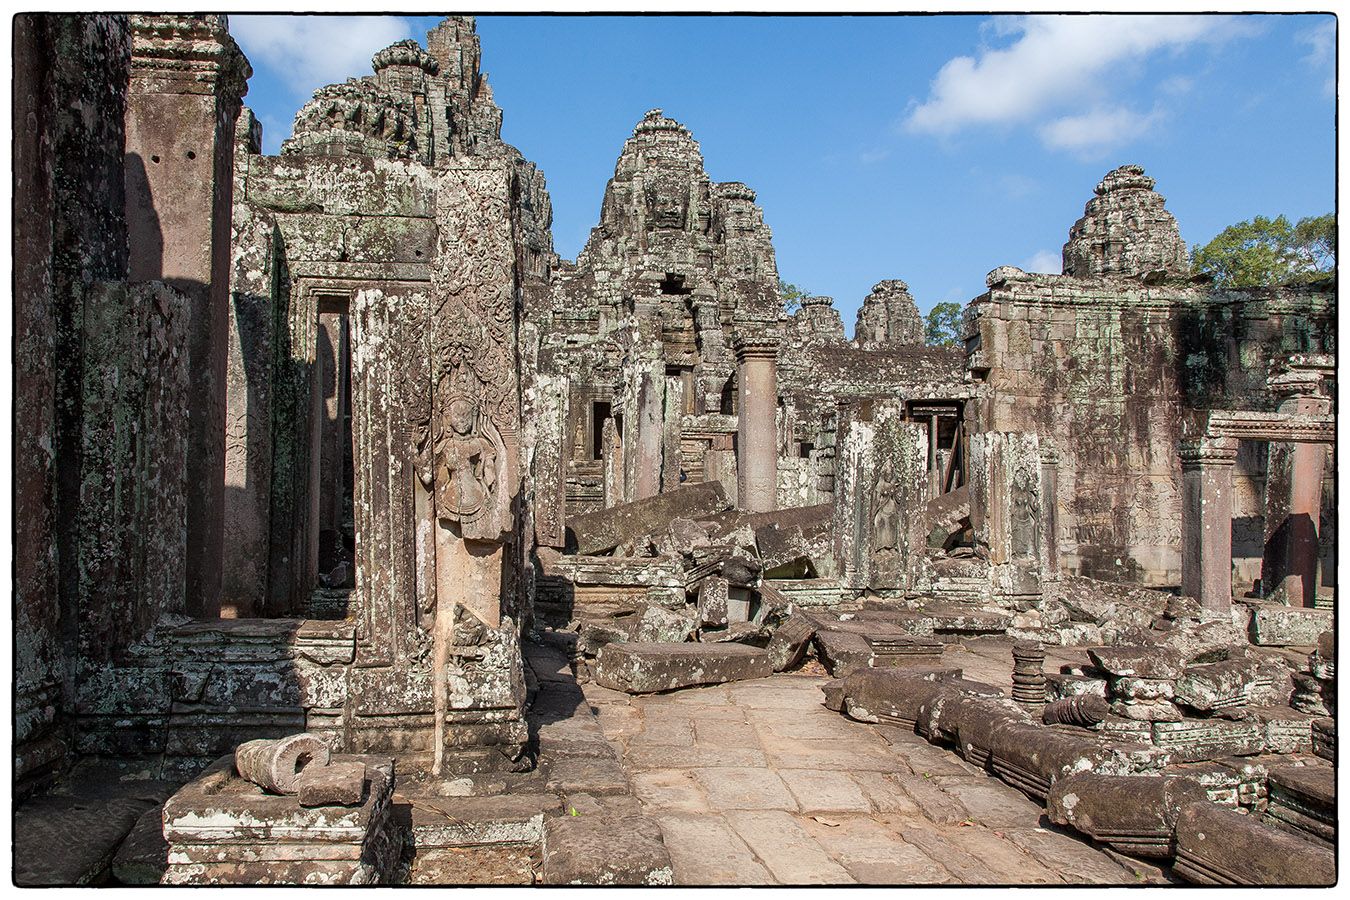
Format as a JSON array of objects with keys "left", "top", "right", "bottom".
[
  {"left": 567, "top": 482, "right": 729, "bottom": 555},
  {"left": 297, "top": 759, "right": 367, "bottom": 808},
  {"left": 1247, "top": 604, "right": 1333, "bottom": 647},
  {"left": 1173, "top": 800, "right": 1334, "bottom": 885},
  {"left": 234, "top": 733, "right": 332, "bottom": 795},
  {"left": 541, "top": 815, "right": 673, "bottom": 885},
  {"left": 765, "top": 613, "right": 815, "bottom": 672},
  {"left": 1046, "top": 774, "right": 1209, "bottom": 858},
  {"left": 593, "top": 642, "right": 771, "bottom": 694}
]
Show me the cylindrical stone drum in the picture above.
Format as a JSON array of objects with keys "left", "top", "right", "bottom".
[{"left": 234, "top": 733, "right": 332, "bottom": 795}]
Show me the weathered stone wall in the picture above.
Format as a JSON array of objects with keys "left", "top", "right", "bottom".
[
  {"left": 13, "top": 13, "right": 135, "bottom": 792},
  {"left": 965, "top": 267, "right": 1335, "bottom": 587}
]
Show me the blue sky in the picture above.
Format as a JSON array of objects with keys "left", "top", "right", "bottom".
[{"left": 231, "top": 13, "right": 1335, "bottom": 329}]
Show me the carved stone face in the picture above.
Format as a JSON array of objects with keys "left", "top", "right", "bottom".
[
  {"left": 446, "top": 398, "right": 476, "bottom": 437},
  {"left": 645, "top": 179, "right": 689, "bottom": 230}
]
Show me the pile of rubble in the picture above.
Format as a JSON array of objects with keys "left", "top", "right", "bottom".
[{"left": 820, "top": 628, "right": 1336, "bottom": 886}]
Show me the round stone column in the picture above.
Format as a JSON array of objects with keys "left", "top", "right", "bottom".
[{"left": 734, "top": 336, "right": 779, "bottom": 513}]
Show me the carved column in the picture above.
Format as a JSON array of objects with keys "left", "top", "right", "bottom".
[
  {"left": 1180, "top": 436, "right": 1237, "bottom": 612},
  {"left": 632, "top": 362, "right": 664, "bottom": 501},
  {"left": 126, "top": 15, "right": 249, "bottom": 617},
  {"left": 1039, "top": 444, "right": 1061, "bottom": 582},
  {"left": 1266, "top": 368, "right": 1331, "bottom": 607},
  {"left": 735, "top": 336, "right": 779, "bottom": 512}
]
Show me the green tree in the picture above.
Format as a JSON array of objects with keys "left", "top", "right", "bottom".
[
  {"left": 1191, "top": 213, "right": 1335, "bottom": 288},
  {"left": 779, "top": 279, "right": 810, "bottom": 314},
  {"left": 924, "top": 302, "right": 963, "bottom": 347}
]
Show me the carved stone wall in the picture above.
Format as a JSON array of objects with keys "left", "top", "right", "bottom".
[
  {"left": 968, "top": 204, "right": 1335, "bottom": 588},
  {"left": 854, "top": 279, "right": 924, "bottom": 348}
]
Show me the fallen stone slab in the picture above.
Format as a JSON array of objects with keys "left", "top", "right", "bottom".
[
  {"left": 1088, "top": 645, "right": 1184, "bottom": 680},
  {"left": 765, "top": 612, "right": 815, "bottom": 672},
  {"left": 1058, "top": 575, "right": 1171, "bottom": 628},
  {"left": 1149, "top": 719, "right": 1262, "bottom": 762},
  {"left": 15, "top": 794, "right": 155, "bottom": 885},
  {"left": 924, "top": 485, "right": 970, "bottom": 549},
  {"left": 824, "top": 666, "right": 963, "bottom": 726},
  {"left": 812, "top": 629, "right": 873, "bottom": 677},
  {"left": 593, "top": 642, "right": 771, "bottom": 694},
  {"left": 541, "top": 815, "right": 673, "bottom": 885},
  {"left": 567, "top": 482, "right": 730, "bottom": 555},
  {"left": 1246, "top": 603, "right": 1333, "bottom": 647},
  {"left": 400, "top": 792, "right": 560, "bottom": 849},
  {"left": 1253, "top": 705, "right": 1315, "bottom": 754},
  {"left": 1046, "top": 774, "right": 1209, "bottom": 859},
  {"left": 1311, "top": 717, "right": 1334, "bottom": 761},
  {"left": 1173, "top": 800, "right": 1335, "bottom": 885},
  {"left": 111, "top": 804, "right": 170, "bottom": 885},
  {"left": 1263, "top": 764, "right": 1334, "bottom": 848},
  {"left": 1173, "top": 653, "right": 1260, "bottom": 716}
]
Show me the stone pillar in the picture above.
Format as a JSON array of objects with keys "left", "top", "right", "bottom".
[
  {"left": 734, "top": 336, "right": 779, "bottom": 513},
  {"left": 633, "top": 363, "right": 664, "bottom": 501},
  {"left": 1180, "top": 437, "right": 1237, "bottom": 612},
  {"left": 1266, "top": 369, "right": 1331, "bottom": 607},
  {"left": 661, "top": 371, "right": 686, "bottom": 492},
  {"left": 1039, "top": 445, "right": 1061, "bottom": 582},
  {"left": 1011, "top": 641, "right": 1046, "bottom": 712},
  {"left": 126, "top": 15, "right": 249, "bottom": 618},
  {"left": 602, "top": 417, "right": 624, "bottom": 509}
]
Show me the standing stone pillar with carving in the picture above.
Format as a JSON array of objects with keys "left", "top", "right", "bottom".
[
  {"left": 734, "top": 336, "right": 780, "bottom": 512},
  {"left": 419, "top": 163, "right": 524, "bottom": 775},
  {"left": 969, "top": 431, "right": 1046, "bottom": 604},
  {"left": 1265, "top": 364, "right": 1332, "bottom": 607},
  {"left": 125, "top": 15, "right": 250, "bottom": 618},
  {"left": 1180, "top": 436, "right": 1238, "bottom": 612}
]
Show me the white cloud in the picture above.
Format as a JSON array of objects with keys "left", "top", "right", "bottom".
[
  {"left": 1297, "top": 19, "right": 1335, "bottom": 97},
  {"left": 1022, "top": 249, "right": 1062, "bottom": 274},
  {"left": 904, "top": 14, "right": 1249, "bottom": 150},
  {"left": 231, "top": 15, "right": 416, "bottom": 100},
  {"left": 1038, "top": 105, "right": 1165, "bottom": 157}
]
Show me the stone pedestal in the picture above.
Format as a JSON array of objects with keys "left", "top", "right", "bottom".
[
  {"left": 734, "top": 337, "right": 779, "bottom": 513},
  {"left": 1180, "top": 437, "right": 1237, "bottom": 612}
]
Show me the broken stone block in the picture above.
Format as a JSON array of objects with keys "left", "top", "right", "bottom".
[
  {"left": 698, "top": 621, "right": 762, "bottom": 645},
  {"left": 593, "top": 642, "right": 771, "bottom": 694},
  {"left": 1058, "top": 575, "right": 1170, "bottom": 628},
  {"left": 922, "top": 684, "right": 1015, "bottom": 745},
  {"left": 162, "top": 755, "right": 399, "bottom": 885},
  {"left": 988, "top": 723, "right": 1145, "bottom": 800},
  {"left": 297, "top": 759, "right": 367, "bottom": 808},
  {"left": 726, "top": 586, "right": 754, "bottom": 623},
  {"left": 1046, "top": 774, "right": 1209, "bottom": 859},
  {"left": 696, "top": 576, "right": 729, "bottom": 627},
  {"left": 822, "top": 666, "right": 962, "bottom": 727},
  {"left": 812, "top": 629, "right": 873, "bottom": 677},
  {"left": 1311, "top": 717, "right": 1334, "bottom": 761},
  {"left": 1289, "top": 672, "right": 1335, "bottom": 716},
  {"left": 1246, "top": 603, "right": 1334, "bottom": 647},
  {"left": 1172, "top": 800, "right": 1335, "bottom": 885},
  {"left": 1262, "top": 764, "right": 1334, "bottom": 848},
  {"left": 541, "top": 814, "right": 672, "bottom": 885},
  {"left": 924, "top": 485, "right": 970, "bottom": 549},
  {"left": 1149, "top": 720, "right": 1262, "bottom": 763},
  {"left": 1253, "top": 706, "right": 1315, "bottom": 754},
  {"left": 110, "top": 804, "right": 169, "bottom": 885},
  {"left": 1160, "top": 761, "right": 1243, "bottom": 807},
  {"left": 1041, "top": 694, "right": 1110, "bottom": 728},
  {"left": 1173, "top": 652, "right": 1259, "bottom": 716},
  {"left": 567, "top": 481, "right": 730, "bottom": 555},
  {"left": 765, "top": 613, "right": 815, "bottom": 672},
  {"left": 1088, "top": 645, "right": 1183, "bottom": 680},
  {"left": 630, "top": 603, "right": 697, "bottom": 644},
  {"left": 577, "top": 619, "right": 633, "bottom": 657},
  {"left": 234, "top": 733, "right": 332, "bottom": 795},
  {"left": 1045, "top": 673, "right": 1108, "bottom": 700},
  {"left": 866, "top": 633, "right": 945, "bottom": 670}
]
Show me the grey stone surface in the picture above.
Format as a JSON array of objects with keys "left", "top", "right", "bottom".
[{"left": 595, "top": 641, "right": 772, "bottom": 693}]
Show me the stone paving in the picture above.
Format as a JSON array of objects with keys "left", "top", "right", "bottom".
[{"left": 578, "top": 639, "right": 1168, "bottom": 886}]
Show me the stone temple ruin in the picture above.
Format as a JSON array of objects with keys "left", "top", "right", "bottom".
[{"left": 12, "top": 14, "right": 1337, "bottom": 887}]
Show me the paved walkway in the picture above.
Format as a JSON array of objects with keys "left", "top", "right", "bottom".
[{"left": 580, "top": 663, "right": 1159, "bottom": 886}]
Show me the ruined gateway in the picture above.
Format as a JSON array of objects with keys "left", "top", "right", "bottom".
[{"left": 12, "top": 14, "right": 1336, "bottom": 887}]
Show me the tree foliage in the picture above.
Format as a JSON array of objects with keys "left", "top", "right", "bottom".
[
  {"left": 924, "top": 301, "right": 963, "bottom": 347},
  {"left": 1191, "top": 213, "right": 1335, "bottom": 288},
  {"left": 779, "top": 279, "right": 811, "bottom": 314}
]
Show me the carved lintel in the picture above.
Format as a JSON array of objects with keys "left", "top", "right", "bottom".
[
  {"left": 1179, "top": 436, "right": 1238, "bottom": 466},
  {"left": 1202, "top": 412, "right": 1334, "bottom": 446}
]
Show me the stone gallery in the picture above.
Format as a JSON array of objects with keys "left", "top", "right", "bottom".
[{"left": 11, "top": 14, "right": 1336, "bottom": 886}]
